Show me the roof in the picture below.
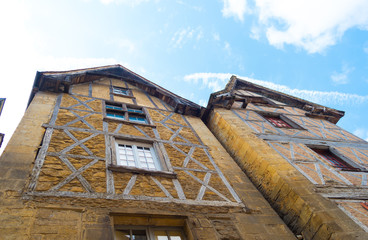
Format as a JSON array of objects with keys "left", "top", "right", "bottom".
[
  {"left": 205, "top": 76, "right": 345, "bottom": 124},
  {"left": 28, "top": 64, "right": 203, "bottom": 117}
]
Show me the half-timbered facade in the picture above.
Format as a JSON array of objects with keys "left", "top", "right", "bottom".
[
  {"left": 206, "top": 76, "right": 368, "bottom": 239},
  {"left": 0, "top": 66, "right": 295, "bottom": 239}
]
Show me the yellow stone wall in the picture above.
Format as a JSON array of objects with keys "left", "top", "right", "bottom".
[
  {"left": 0, "top": 79, "right": 296, "bottom": 239},
  {"left": 208, "top": 107, "right": 368, "bottom": 239}
]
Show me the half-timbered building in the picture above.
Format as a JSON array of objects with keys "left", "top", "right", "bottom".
[
  {"left": 0, "top": 66, "right": 294, "bottom": 239},
  {"left": 206, "top": 76, "right": 368, "bottom": 239}
]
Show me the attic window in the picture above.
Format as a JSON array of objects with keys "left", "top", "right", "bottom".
[
  {"left": 310, "top": 148, "right": 361, "bottom": 171},
  {"left": 264, "top": 116, "right": 292, "bottom": 128},
  {"left": 234, "top": 96, "right": 281, "bottom": 109},
  {"left": 112, "top": 86, "right": 130, "bottom": 96},
  {"left": 104, "top": 101, "right": 152, "bottom": 126},
  {"left": 259, "top": 112, "right": 303, "bottom": 129}
]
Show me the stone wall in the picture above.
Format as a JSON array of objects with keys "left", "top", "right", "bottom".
[
  {"left": 0, "top": 79, "right": 295, "bottom": 239},
  {"left": 207, "top": 108, "right": 368, "bottom": 239}
]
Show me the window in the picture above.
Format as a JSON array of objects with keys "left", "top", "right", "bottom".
[
  {"left": 258, "top": 112, "right": 303, "bottom": 129},
  {"left": 112, "top": 86, "right": 130, "bottom": 96},
  {"left": 310, "top": 147, "right": 360, "bottom": 171},
  {"left": 264, "top": 115, "right": 292, "bottom": 128},
  {"left": 114, "top": 226, "right": 186, "bottom": 240},
  {"left": 116, "top": 141, "right": 161, "bottom": 171},
  {"left": 109, "top": 139, "right": 176, "bottom": 178},
  {"left": 115, "top": 226, "right": 185, "bottom": 240},
  {"left": 104, "top": 101, "right": 150, "bottom": 124}
]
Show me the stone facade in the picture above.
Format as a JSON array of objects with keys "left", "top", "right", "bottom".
[
  {"left": 0, "top": 67, "right": 295, "bottom": 240},
  {"left": 206, "top": 76, "right": 368, "bottom": 239},
  {"left": 1, "top": 65, "right": 367, "bottom": 239}
]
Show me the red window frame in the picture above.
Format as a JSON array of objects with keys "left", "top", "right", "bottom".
[
  {"left": 311, "top": 148, "right": 359, "bottom": 171},
  {"left": 264, "top": 116, "right": 293, "bottom": 128},
  {"left": 361, "top": 202, "right": 368, "bottom": 211}
]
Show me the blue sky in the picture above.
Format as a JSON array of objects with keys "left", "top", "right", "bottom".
[{"left": 1, "top": 0, "right": 368, "bottom": 152}]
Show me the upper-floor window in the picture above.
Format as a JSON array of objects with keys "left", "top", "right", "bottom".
[
  {"left": 258, "top": 112, "right": 303, "bottom": 130},
  {"left": 104, "top": 101, "right": 150, "bottom": 125},
  {"left": 310, "top": 147, "right": 361, "bottom": 171},
  {"left": 116, "top": 141, "right": 161, "bottom": 171},
  {"left": 112, "top": 86, "right": 130, "bottom": 96},
  {"left": 264, "top": 115, "right": 293, "bottom": 128}
]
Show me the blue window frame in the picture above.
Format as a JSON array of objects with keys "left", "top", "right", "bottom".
[{"left": 105, "top": 101, "right": 149, "bottom": 125}]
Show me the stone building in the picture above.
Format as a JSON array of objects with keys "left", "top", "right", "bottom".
[
  {"left": 0, "top": 65, "right": 367, "bottom": 239},
  {"left": 206, "top": 76, "right": 368, "bottom": 239}
]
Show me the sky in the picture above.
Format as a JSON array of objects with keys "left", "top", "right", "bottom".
[{"left": 1, "top": 0, "right": 368, "bottom": 152}]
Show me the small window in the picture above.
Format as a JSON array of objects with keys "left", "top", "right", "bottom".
[
  {"left": 104, "top": 101, "right": 149, "bottom": 125},
  {"left": 116, "top": 141, "right": 161, "bottom": 171},
  {"left": 310, "top": 148, "right": 360, "bottom": 171},
  {"left": 112, "top": 86, "right": 130, "bottom": 96},
  {"left": 264, "top": 116, "right": 292, "bottom": 128},
  {"left": 114, "top": 226, "right": 186, "bottom": 240},
  {"left": 259, "top": 112, "right": 303, "bottom": 129}
]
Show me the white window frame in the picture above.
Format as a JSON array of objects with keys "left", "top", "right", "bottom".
[
  {"left": 112, "top": 86, "right": 130, "bottom": 96},
  {"left": 115, "top": 140, "right": 162, "bottom": 171},
  {"left": 114, "top": 226, "right": 186, "bottom": 240}
]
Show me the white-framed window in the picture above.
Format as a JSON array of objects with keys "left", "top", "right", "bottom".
[
  {"left": 104, "top": 101, "right": 150, "bottom": 124},
  {"left": 112, "top": 86, "right": 130, "bottom": 96},
  {"left": 115, "top": 140, "right": 161, "bottom": 171},
  {"left": 114, "top": 226, "right": 186, "bottom": 240}
]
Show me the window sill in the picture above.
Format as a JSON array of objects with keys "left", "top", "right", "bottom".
[
  {"left": 103, "top": 117, "right": 156, "bottom": 128},
  {"left": 108, "top": 165, "right": 177, "bottom": 179}
]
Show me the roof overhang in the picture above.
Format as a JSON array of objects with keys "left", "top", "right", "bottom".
[
  {"left": 205, "top": 76, "right": 344, "bottom": 124},
  {"left": 28, "top": 65, "right": 204, "bottom": 117}
]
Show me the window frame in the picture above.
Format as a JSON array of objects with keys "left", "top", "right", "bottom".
[
  {"left": 114, "top": 225, "right": 187, "bottom": 240},
  {"left": 111, "top": 86, "right": 132, "bottom": 97},
  {"left": 103, "top": 101, "right": 154, "bottom": 127},
  {"left": 115, "top": 140, "right": 162, "bottom": 171},
  {"left": 109, "top": 138, "right": 176, "bottom": 178},
  {"left": 309, "top": 145, "right": 366, "bottom": 172},
  {"left": 257, "top": 111, "right": 305, "bottom": 130}
]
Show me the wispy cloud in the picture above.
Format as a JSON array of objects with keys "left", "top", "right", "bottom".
[
  {"left": 184, "top": 72, "right": 368, "bottom": 106},
  {"left": 184, "top": 73, "right": 232, "bottom": 91},
  {"left": 221, "top": 0, "right": 248, "bottom": 22},
  {"left": 331, "top": 64, "right": 354, "bottom": 85},
  {"left": 170, "top": 27, "right": 203, "bottom": 49},
  {"left": 353, "top": 128, "right": 368, "bottom": 141}
]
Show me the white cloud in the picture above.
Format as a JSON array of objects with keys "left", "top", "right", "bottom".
[
  {"left": 199, "top": 99, "right": 208, "bottom": 107},
  {"left": 250, "top": 25, "right": 261, "bottom": 40},
  {"left": 222, "top": 0, "right": 248, "bottom": 22},
  {"left": 170, "top": 27, "right": 203, "bottom": 49},
  {"left": 252, "top": 0, "right": 368, "bottom": 53},
  {"left": 213, "top": 33, "right": 220, "bottom": 41},
  {"left": 224, "top": 41, "right": 232, "bottom": 55},
  {"left": 331, "top": 64, "right": 354, "bottom": 85},
  {"left": 353, "top": 128, "right": 368, "bottom": 141},
  {"left": 184, "top": 73, "right": 232, "bottom": 91},
  {"left": 183, "top": 72, "right": 368, "bottom": 106}
]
